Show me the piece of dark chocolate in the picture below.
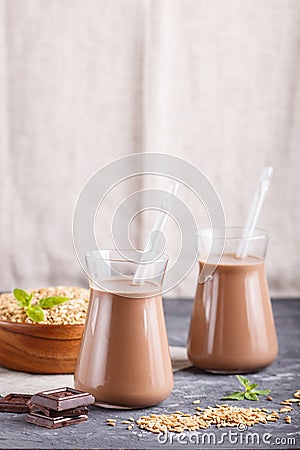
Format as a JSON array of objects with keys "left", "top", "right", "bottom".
[
  {"left": 0, "top": 394, "right": 32, "bottom": 413},
  {"left": 27, "top": 400, "right": 88, "bottom": 418},
  {"left": 30, "top": 387, "right": 94, "bottom": 411},
  {"left": 25, "top": 412, "right": 88, "bottom": 429}
]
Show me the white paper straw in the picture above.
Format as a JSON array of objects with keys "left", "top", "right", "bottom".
[
  {"left": 235, "top": 166, "right": 273, "bottom": 259},
  {"left": 131, "top": 181, "right": 179, "bottom": 284}
]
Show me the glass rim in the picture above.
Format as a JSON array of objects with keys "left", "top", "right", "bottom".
[
  {"left": 196, "top": 226, "right": 269, "bottom": 241},
  {"left": 85, "top": 249, "right": 169, "bottom": 264}
]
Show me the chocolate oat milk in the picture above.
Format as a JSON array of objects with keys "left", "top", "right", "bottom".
[
  {"left": 188, "top": 254, "right": 278, "bottom": 373},
  {"left": 74, "top": 279, "right": 173, "bottom": 408}
]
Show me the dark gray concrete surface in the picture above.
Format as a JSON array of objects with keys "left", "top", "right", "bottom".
[{"left": 0, "top": 299, "right": 299, "bottom": 449}]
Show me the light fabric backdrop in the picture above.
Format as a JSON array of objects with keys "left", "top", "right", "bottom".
[{"left": 0, "top": 0, "right": 299, "bottom": 297}]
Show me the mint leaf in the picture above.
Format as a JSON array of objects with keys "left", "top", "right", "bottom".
[
  {"left": 222, "top": 392, "right": 245, "bottom": 400},
  {"left": 38, "top": 297, "right": 70, "bottom": 308},
  {"left": 13, "top": 288, "right": 31, "bottom": 307},
  {"left": 236, "top": 375, "right": 250, "bottom": 388},
  {"left": 245, "top": 392, "right": 259, "bottom": 401},
  {"left": 26, "top": 306, "right": 44, "bottom": 322},
  {"left": 221, "top": 376, "right": 271, "bottom": 402},
  {"left": 13, "top": 288, "right": 69, "bottom": 322},
  {"left": 252, "top": 389, "right": 270, "bottom": 396}
]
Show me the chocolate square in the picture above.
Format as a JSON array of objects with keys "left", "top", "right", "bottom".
[
  {"left": 25, "top": 412, "right": 88, "bottom": 429},
  {"left": 28, "top": 400, "right": 88, "bottom": 418},
  {"left": 0, "top": 394, "right": 32, "bottom": 413},
  {"left": 30, "top": 387, "right": 94, "bottom": 411}
]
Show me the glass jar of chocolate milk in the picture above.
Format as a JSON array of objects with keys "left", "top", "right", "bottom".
[
  {"left": 74, "top": 250, "right": 173, "bottom": 408},
  {"left": 188, "top": 227, "right": 278, "bottom": 373}
]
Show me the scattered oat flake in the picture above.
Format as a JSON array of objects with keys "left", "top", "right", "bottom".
[
  {"left": 136, "top": 405, "right": 275, "bottom": 434},
  {"left": 266, "top": 396, "right": 273, "bottom": 401},
  {"left": 280, "top": 407, "right": 293, "bottom": 413},
  {"left": 105, "top": 391, "right": 298, "bottom": 435}
]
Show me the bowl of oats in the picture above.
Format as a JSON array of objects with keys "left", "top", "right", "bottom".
[{"left": 0, "top": 286, "right": 89, "bottom": 374}]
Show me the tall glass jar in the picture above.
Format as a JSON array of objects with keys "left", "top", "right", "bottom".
[
  {"left": 188, "top": 227, "right": 278, "bottom": 373},
  {"left": 74, "top": 250, "right": 173, "bottom": 408}
]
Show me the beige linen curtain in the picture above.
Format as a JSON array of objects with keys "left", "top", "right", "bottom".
[{"left": 0, "top": 0, "right": 299, "bottom": 297}]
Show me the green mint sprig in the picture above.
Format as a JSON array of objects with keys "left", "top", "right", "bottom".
[
  {"left": 13, "top": 288, "right": 70, "bottom": 323},
  {"left": 222, "top": 375, "right": 270, "bottom": 401}
]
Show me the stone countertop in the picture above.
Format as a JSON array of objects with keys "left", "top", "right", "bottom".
[{"left": 0, "top": 298, "right": 299, "bottom": 449}]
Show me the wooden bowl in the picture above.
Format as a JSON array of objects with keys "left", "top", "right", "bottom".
[{"left": 0, "top": 320, "right": 84, "bottom": 374}]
